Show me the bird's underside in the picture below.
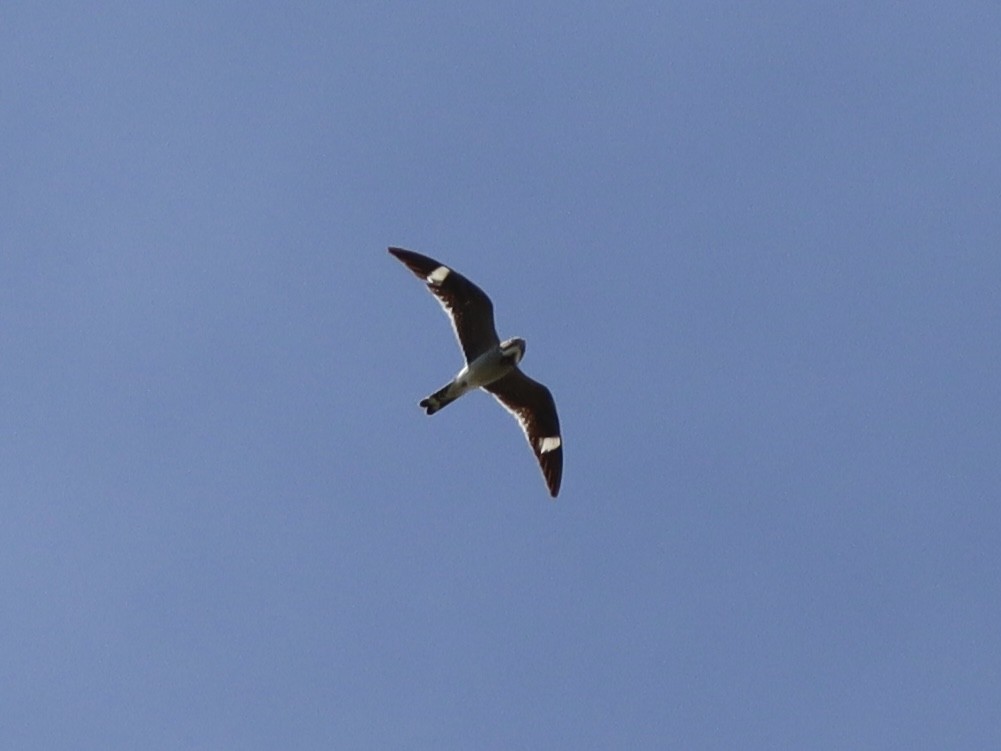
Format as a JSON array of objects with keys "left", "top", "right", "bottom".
[{"left": 389, "top": 247, "right": 563, "bottom": 497}]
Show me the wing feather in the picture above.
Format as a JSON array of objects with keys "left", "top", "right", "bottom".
[
  {"left": 484, "top": 369, "right": 563, "bottom": 497},
  {"left": 388, "top": 247, "right": 499, "bottom": 361}
]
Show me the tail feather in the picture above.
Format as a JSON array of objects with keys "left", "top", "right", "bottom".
[{"left": 420, "top": 384, "right": 458, "bottom": 415}]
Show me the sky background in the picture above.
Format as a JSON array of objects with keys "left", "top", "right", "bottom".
[{"left": 3, "top": 2, "right": 1000, "bottom": 749}]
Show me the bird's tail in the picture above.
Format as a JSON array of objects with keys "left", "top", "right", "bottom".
[{"left": 420, "top": 383, "right": 459, "bottom": 415}]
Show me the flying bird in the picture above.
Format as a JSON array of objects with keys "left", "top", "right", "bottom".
[{"left": 388, "top": 247, "right": 563, "bottom": 497}]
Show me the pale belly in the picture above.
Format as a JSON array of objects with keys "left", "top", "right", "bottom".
[{"left": 454, "top": 348, "right": 513, "bottom": 391}]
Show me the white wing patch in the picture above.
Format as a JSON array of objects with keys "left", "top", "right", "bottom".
[
  {"left": 539, "top": 436, "right": 561, "bottom": 453},
  {"left": 426, "top": 265, "right": 451, "bottom": 285},
  {"left": 491, "top": 396, "right": 560, "bottom": 454}
]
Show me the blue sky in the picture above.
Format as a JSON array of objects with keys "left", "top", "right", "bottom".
[{"left": 3, "top": 2, "right": 1000, "bottom": 748}]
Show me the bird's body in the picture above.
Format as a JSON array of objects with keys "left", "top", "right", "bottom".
[
  {"left": 388, "top": 247, "right": 563, "bottom": 497},
  {"left": 420, "top": 336, "right": 525, "bottom": 414}
]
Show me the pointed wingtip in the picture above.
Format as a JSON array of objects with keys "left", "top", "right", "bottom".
[
  {"left": 389, "top": 247, "right": 420, "bottom": 266},
  {"left": 546, "top": 468, "right": 561, "bottom": 498}
]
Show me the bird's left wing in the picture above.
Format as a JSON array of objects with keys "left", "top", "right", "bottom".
[{"left": 484, "top": 368, "right": 563, "bottom": 497}]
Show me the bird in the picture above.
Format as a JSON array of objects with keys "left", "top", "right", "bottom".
[{"left": 388, "top": 247, "right": 563, "bottom": 497}]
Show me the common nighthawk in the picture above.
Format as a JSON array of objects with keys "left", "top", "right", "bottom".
[{"left": 389, "top": 247, "right": 563, "bottom": 497}]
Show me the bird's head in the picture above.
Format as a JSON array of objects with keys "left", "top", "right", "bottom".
[{"left": 500, "top": 337, "right": 526, "bottom": 365}]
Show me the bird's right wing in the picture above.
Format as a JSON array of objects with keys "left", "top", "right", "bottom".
[{"left": 389, "top": 247, "right": 499, "bottom": 362}]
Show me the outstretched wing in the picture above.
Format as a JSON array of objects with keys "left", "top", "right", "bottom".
[
  {"left": 484, "top": 368, "right": 563, "bottom": 498},
  {"left": 388, "top": 247, "right": 499, "bottom": 362}
]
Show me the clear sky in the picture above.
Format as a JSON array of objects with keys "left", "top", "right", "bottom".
[{"left": 3, "top": 3, "right": 1000, "bottom": 749}]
